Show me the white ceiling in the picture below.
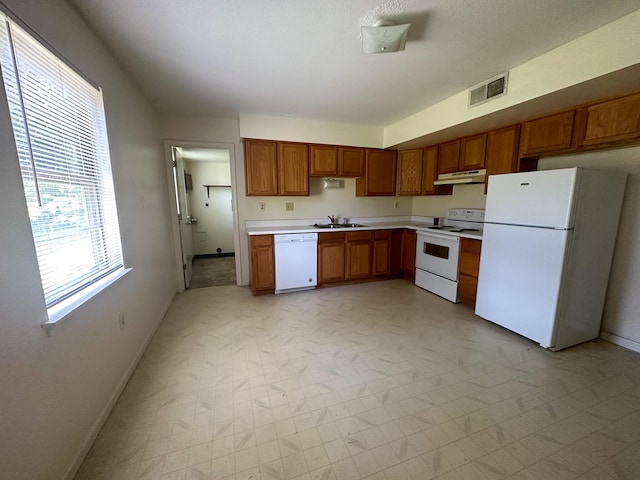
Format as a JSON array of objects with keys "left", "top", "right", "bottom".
[{"left": 70, "top": 0, "right": 640, "bottom": 126}]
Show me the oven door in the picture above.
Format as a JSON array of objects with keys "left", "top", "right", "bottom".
[{"left": 416, "top": 232, "right": 460, "bottom": 281}]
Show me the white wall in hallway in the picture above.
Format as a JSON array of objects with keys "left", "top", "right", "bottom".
[{"left": 186, "top": 160, "right": 235, "bottom": 254}]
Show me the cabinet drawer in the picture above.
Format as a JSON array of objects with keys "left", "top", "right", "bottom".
[
  {"left": 250, "top": 234, "right": 273, "bottom": 247},
  {"left": 346, "top": 231, "right": 373, "bottom": 242},
  {"left": 373, "top": 229, "right": 390, "bottom": 240},
  {"left": 461, "top": 238, "right": 481, "bottom": 255},
  {"left": 318, "top": 232, "right": 345, "bottom": 243}
]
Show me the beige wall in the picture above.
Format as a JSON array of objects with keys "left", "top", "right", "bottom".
[
  {"left": 239, "top": 113, "right": 384, "bottom": 148},
  {"left": 412, "top": 183, "right": 487, "bottom": 216},
  {"left": 383, "top": 8, "right": 640, "bottom": 147},
  {"left": 0, "top": 1, "right": 175, "bottom": 480},
  {"left": 539, "top": 146, "right": 640, "bottom": 349}
]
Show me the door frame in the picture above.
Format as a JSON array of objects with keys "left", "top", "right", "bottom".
[{"left": 163, "top": 139, "right": 242, "bottom": 292}]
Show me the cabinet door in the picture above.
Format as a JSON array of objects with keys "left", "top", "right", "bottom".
[
  {"left": 389, "top": 229, "right": 403, "bottom": 274},
  {"left": 245, "top": 139, "right": 278, "bottom": 196},
  {"left": 401, "top": 229, "right": 417, "bottom": 280},
  {"left": 338, "top": 147, "right": 365, "bottom": 176},
  {"left": 458, "top": 238, "right": 482, "bottom": 305},
  {"left": 486, "top": 125, "right": 521, "bottom": 179},
  {"left": 278, "top": 142, "right": 309, "bottom": 196},
  {"left": 396, "top": 149, "right": 423, "bottom": 196},
  {"left": 520, "top": 111, "right": 575, "bottom": 156},
  {"left": 373, "top": 230, "right": 390, "bottom": 276},
  {"left": 318, "top": 243, "right": 345, "bottom": 284},
  {"left": 421, "top": 146, "right": 453, "bottom": 196},
  {"left": 356, "top": 149, "right": 397, "bottom": 196},
  {"left": 459, "top": 133, "right": 487, "bottom": 170},
  {"left": 346, "top": 241, "right": 372, "bottom": 279},
  {"left": 310, "top": 145, "right": 338, "bottom": 176},
  {"left": 438, "top": 139, "right": 460, "bottom": 174},
  {"left": 250, "top": 235, "right": 275, "bottom": 293},
  {"left": 574, "top": 92, "right": 640, "bottom": 147}
]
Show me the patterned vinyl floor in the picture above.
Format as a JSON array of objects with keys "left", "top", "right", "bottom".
[{"left": 75, "top": 280, "right": 640, "bottom": 480}]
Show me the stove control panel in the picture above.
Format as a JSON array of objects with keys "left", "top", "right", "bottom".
[{"left": 446, "top": 208, "right": 485, "bottom": 222}]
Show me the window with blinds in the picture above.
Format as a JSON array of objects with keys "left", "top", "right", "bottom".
[{"left": 0, "top": 15, "right": 124, "bottom": 314}]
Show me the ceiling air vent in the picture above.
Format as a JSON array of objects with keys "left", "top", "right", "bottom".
[{"left": 468, "top": 71, "right": 509, "bottom": 108}]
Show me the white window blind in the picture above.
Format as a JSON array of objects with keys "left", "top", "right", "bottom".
[{"left": 0, "top": 16, "right": 124, "bottom": 310}]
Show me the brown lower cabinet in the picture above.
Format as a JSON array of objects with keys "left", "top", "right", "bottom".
[
  {"left": 401, "top": 229, "right": 417, "bottom": 281},
  {"left": 317, "top": 232, "right": 346, "bottom": 284},
  {"left": 249, "top": 235, "right": 275, "bottom": 295},
  {"left": 458, "top": 238, "right": 482, "bottom": 306},
  {"left": 250, "top": 228, "right": 417, "bottom": 294},
  {"left": 372, "top": 230, "right": 391, "bottom": 276},
  {"left": 346, "top": 231, "right": 373, "bottom": 279}
]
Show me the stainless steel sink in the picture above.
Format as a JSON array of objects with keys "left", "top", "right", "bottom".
[
  {"left": 311, "top": 223, "right": 367, "bottom": 229},
  {"left": 312, "top": 223, "right": 343, "bottom": 229}
]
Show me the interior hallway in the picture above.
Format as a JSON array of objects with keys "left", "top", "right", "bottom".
[
  {"left": 190, "top": 256, "right": 237, "bottom": 290},
  {"left": 74, "top": 280, "right": 640, "bottom": 480}
]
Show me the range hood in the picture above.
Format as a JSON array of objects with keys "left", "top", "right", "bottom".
[{"left": 433, "top": 169, "right": 486, "bottom": 185}]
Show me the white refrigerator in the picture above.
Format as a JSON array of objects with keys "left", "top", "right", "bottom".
[{"left": 475, "top": 167, "right": 627, "bottom": 350}]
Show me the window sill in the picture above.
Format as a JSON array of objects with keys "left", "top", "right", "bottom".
[{"left": 42, "top": 267, "right": 132, "bottom": 334}]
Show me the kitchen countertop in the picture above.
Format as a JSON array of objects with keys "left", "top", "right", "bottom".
[{"left": 246, "top": 221, "right": 483, "bottom": 240}]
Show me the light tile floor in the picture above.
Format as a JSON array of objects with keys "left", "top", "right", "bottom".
[{"left": 75, "top": 280, "right": 640, "bottom": 480}]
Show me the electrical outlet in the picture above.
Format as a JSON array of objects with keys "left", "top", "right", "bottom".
[
  {"left": 259, "top": 202, "right": 266, "bottom": 211},
  {"left": 119, "top": 313, "right": 125, "bottom": 331},
  {"left": 285, "top": 202, "right": 294, "bottom": 211},
  {"left": 394, "top": 201, "right": 399, "bottom": 209}
]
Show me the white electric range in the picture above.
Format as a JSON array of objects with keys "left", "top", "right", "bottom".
[{"left": 415, "top": 208, "right": 485, "bottom": 302}]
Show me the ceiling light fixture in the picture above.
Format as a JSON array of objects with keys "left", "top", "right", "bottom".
[{"left": 361, "top": 19, "right": 411, "bottom": 54}]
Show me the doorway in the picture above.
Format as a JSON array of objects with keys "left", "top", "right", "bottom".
[{"left": 164, "top": 140, "right": 241, "bottom": 292}]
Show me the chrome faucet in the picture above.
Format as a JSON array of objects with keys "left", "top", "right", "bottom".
[{"left": 327, "top": 215, "right": 336, "bottom": 224}]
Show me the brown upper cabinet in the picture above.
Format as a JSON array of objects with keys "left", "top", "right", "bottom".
[
  {"left": 338, "top": 147, "right": 365, "bottom": 176},
  {"left": 459, "top": 133, "right": 487, "bottom": 170},
  {"left": 277, "top": 142, "right": 309, "bottom": 196},
  {"left": 422, "top": 146, "right": 453, "bottom": 196},
  {"left": 397, "top": 146, "right": 452, "bottom": 196},
  {"left": 356, "top": 149, "right": 397, "bottom": 196},
  {"left": 396, "top": 149, "right": 423, "bottom": 195},
  {"left": 520, "top": 111, "right": 575, "bottom": 157},
  {"left": 438, "top": 134, "right": 486, "bottom": 175},
  {"left": 309, "top": 144, "right": 337, "bottom": 176},
  {"left": 574, "top": 92, "right": 640, "bottom": 148},
  {"left": 244, "top": 139, "right": 279, "bottom": 196},
  {"left": 486, "top": 125, "right": 521, "bottom": 178},
  {"left": 245, "top": 139, "right": 309, "bottom": 196},
  {"left": 309, "top": 145, "right": 365, "bottom": 177},
  {"left": 437, "top": 139, "right": 460, "bottom": 174}
]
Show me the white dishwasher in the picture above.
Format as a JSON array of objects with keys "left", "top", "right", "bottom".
[{"left": 274, "top": 233, "right": 318, "bottom": 294}]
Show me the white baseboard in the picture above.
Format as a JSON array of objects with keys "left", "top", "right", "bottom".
[
  {"left": 62, "top": 291, "right": 176, "bottom": 480},
  {"left": 600, "top": 331, "right": 640, "bottom": 353}
]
